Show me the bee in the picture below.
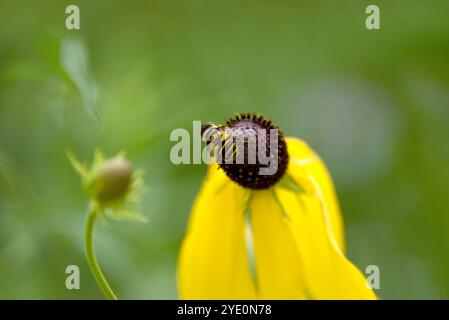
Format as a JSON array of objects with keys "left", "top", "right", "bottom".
[
  {"left": 200, "top": 113, "right": 288, "bottom": 190},
  {"left": 200, "top": 121, "right": 225, "bottom": 144},
  {"left": 201, "top": 121, "right": 238, "bottom": 163}
]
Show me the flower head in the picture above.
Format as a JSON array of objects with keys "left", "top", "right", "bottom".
[
  {"left": 68, "top": 149, "right": 147, "bottom": 223},
  {"left": 178, "top": 113, "right": 377, "bottom": 299},
  {"left": 201, "top": 114, "right": 289, "bottom": 189}
]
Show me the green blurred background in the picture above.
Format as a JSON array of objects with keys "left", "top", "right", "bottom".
[{"left": 1, "top": 0, "right": 449, "bottom": 299}]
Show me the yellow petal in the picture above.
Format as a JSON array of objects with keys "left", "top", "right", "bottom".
[
  {"left": 250, "top": 190, "right": 308, "bottom": 299},
  {"left": 274, "top": 137, "right": 377, "bottom": 299},
  {"left": 178, "top": 163, "right": 257, "bottom": 299},
  {"left": 285, "top": 137, "right": 345, "bottom": 251}
]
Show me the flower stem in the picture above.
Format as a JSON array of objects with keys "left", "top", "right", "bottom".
[{"left": 84, "top": 202, "right": 118, "bottom": 300}]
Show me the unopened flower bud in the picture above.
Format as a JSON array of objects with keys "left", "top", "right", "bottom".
[{"left": 91, "top": 157, "right": 133, "bottom": 202}]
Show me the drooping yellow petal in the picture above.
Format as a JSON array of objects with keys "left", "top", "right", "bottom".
[
  {"left": 178, "top": 137, "right": 376, "bottom": 299},
  {"left": 178, "top": 164, "right": 257, "bottom": 299},
  {"left": 275, "top": 137, "right": 377, "bottom": 299},
  {"left": 250, "top": 190, "right": 308, "bottom": 299},
  {"left": 285, "top": 137, "right": 345, "bottom": 251}
]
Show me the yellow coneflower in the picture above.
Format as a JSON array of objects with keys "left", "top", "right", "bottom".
[{"left": 178, "top": 113, "right": 377, "bottom": 300}]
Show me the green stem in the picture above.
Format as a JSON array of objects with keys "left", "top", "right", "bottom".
[{"left": 84, "top": 202, "right": 118, "bottom": 300}]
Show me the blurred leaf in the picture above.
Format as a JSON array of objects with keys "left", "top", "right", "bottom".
[
  {"left": 105, "top": 208, "right": 148, "bottom": 223},
  {"left": 66, "top": 150, "right": 89, "bottom": 182},
  {"left": 60, "top": 37, "right": 100, "bottom": 121}
]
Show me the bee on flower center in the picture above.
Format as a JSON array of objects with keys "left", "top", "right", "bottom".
[{"left": 201, "top": 113, "right": 289, "bottom": 189}]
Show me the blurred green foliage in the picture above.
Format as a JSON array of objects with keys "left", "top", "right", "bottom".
[{"left": 1, "top": 0, "right": 449, "bottom": 299}]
